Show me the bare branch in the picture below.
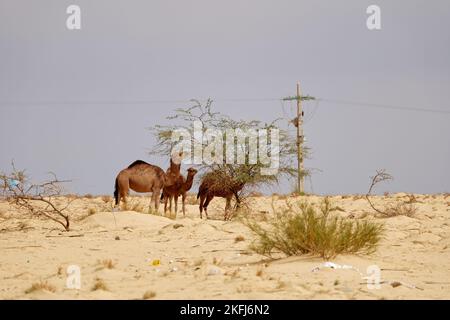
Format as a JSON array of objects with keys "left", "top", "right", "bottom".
[{"left": 0, "top": 164, "right": 73, "bottom": 231}]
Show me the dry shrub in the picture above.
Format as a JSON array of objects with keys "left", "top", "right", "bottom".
[
  {"left": 101, "top": 195, "right": 112, "bottom": 203},
  {"left": 84, "top": 194, "right": 94, "bottom": 199},
  {"left": 88, "top": 207, "right": 97, "bottom": 215},
  {"left": 244, "top": 198, "right": 383, "bottom": 259},
  {"left": 383, "top": 202, "right": 417, "bottom": 217},
  {"left": 1, "top": 164, "right": 73, "bottom": 231},
  {"left": 25, "top": 281, "right": 56, "bottom": 294},
  {"left": 366, "top": 170, "right": 418, "bottom": 218}
]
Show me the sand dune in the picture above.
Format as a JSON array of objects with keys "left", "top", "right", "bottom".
[{"left": 0, "top": 194, "right": 449, "bottom": 300}]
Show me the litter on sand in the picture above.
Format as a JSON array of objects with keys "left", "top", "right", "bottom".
[
  {"left": 312, "top": 262, "right": 423, "bottom": 290},
  {"left": 151, "top": 259, "right": 161, "bottom": 266},
  {"left": 311, "top": 262, "right": 364, "bottom": 277}
]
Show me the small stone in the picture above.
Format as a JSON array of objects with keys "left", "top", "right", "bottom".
[{"left": 115, "top": 236, "right": 120, "bottom": 240}]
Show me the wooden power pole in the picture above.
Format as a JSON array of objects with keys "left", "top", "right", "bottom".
[
  {"left": 282, "top": 82, "right": 315, "bottom": 195},
  {"left": 296, "top": 82, "right": 304, "bottom": 194}
]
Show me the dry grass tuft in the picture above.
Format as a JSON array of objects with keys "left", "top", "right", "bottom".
[
  {"left": 121, "top": 201, "right": 146, "bottom": 213},
  {"left": 57, "top": 266, "right": 64, "bottom": 276},
  {"left": 84, "top": 194, "right": 94, "bottom": 199},
  {"left": 97, "top": 259, "right": 116, "bottom": 270},
  {"left": 256, "top": 268, "right": 264, "bottom": 277},
  {"left": 25, "top": 281, "right": 56, "bottom": 294},
  {"left": 88, "top": 207, "right": 97, "bottom": 216},
  {"left": 213, "top": 257, "right": 223, "bottom": 266},
  {"left": 244, "top": 198, "right": 383, "bottom": 260},
  {"left": 234, "top": 235, "right": 245, "bottom": 243},
  {"left": 92, "top": 278, "right": 109, "bottom": 291},
  {"left": 143, "top": 290, "right": 156, "bottom": 299},
  {"left": 383, "top": 202, "right": 417, "bottom": 217}
]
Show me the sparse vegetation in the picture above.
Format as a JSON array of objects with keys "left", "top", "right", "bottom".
[
  {"left": 244, "top": 198, "right": 383, "bottom": 259},
  {"left": 120, "top": 200, "right": 146, "bottom": 213},
  {"left": 25, "top": 281, "right": 56, "bottom": 294},
  {"left": 365, "top": 170, "right": 418, "bottom": 217},
  {"left": 1, "top": 162, "right": 74, "bottom": 231},
  {"left": 383, "top": 202, "right": 417, "bottom": 217},
  {"left": 101, "top": 195, "right": 112, "bottom": 203}
]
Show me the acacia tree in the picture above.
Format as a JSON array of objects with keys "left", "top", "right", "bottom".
[
  {"left": 0, "top": 163, "right": 74, "bottom": 231},
  {"left": 149, "top": 99, "right": 309, "bottom": 206}
]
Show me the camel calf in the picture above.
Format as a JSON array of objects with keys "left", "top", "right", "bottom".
[{"left": 162, "top": 167, "right": 198, "bottom": 218}]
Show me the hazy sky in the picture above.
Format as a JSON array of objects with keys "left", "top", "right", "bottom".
[{"left": 1, "top": 0, "right": 449, "bottom": 195}]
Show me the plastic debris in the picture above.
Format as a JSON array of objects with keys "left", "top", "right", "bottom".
[
  {"left": 311, "top": 262, "right": 363, "bottom": 277},
  {"left": 151, "top": 259, "right": 161, "bottom": 266},
  {"left": 7, "top": 179, "right": 20, "bottom": 188},
  {"left": 207, "top": 266, "right": 223, "bottom": 276},
  {"left": 313, "top": 262, "right": 423, "bottom": 290}
]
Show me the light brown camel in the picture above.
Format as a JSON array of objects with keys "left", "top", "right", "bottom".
[
  {"left": 113, "top": 154, "right": 182, "bottom": 213},
  {"left": 196, "top": 170, "right": 245, "bottom": 220},
  {"left": 162, "top": 167, "right": 198, "bottom": 218}
]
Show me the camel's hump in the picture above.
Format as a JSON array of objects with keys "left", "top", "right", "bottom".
[{"left": 127, "top": 160, "right": 151, "bottom": 169}]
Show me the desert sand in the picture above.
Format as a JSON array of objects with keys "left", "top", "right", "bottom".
[{"left": 0, "top": 193, "right": 449, "bottom": 300}]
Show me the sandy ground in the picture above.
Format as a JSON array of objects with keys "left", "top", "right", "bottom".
[{"left": 0, "top": 193, "right": 449, "bottom": 300}]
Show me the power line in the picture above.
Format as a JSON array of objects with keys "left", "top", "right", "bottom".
[
  {"left": 0, "top": 96, "right": 449, "bottom": 114},
  {"left": 317, "top": 98, "right": 450, "bottom": 115}
]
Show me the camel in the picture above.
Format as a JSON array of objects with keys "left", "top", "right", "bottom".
[
  {"left": 196, "top": 170, "right": 245, "bottom": 220},
  {"left": 113, "top": 152, "right": 183, "bottom": 213},
  {"left": 162, "top": 167, "right": 198, "bottom": 218}
]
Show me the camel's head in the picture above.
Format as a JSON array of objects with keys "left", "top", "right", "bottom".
[
  {"left": 170, "top": 150, "right": 185, "bottom": 165},
  {"left": 187, "top": 167, "right": 198, "bottom": 176}
]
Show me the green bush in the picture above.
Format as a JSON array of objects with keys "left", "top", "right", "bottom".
[{"left": 244, "top": 198, "right": 383, "bottom": 259}]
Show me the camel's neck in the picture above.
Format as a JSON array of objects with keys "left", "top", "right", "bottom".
[
  {"left": 183, "top": 174, "right": 195, "bottom": 190},
  {"left": 169, "top": 159, "right": 181, "bottom": 174}
]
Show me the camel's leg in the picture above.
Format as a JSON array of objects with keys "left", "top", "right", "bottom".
[
  {"left": 174, "top": 195, "right": 179, "bottom": 217},
  {"left": 203, "top": 194, "right": 214, "bottom": 220},
  {"left": 199, "top": 194, "right": 205, "bottom": 219},
  {"left": 182, "top": 193, "right": 186, "bottom": 217},
  {"left": 225, "top": 196, "right": 232, "bottom": 220},
  {"left": 117, "top": 176, "right": 129, "bottom": 210},
  {"left": 152, "top": 187, "right": 161, "bottom": 214},
  {"left": 164, "top": 195, "right": 168, "bottom": 214},
  {"left": 169, "top": 196, "right": 173, "bottom": 214}
]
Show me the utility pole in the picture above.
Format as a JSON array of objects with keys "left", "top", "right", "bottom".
[
  {"left": 296, "top": 82, "right": 304, "bottom": 194},
  {"left": 282, "top": 82, "right": 315, "bottom": 195}
]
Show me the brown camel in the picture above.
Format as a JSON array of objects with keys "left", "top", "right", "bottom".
[
  {"left": 162, "top": 167, "right": 198, "bottom": 218},
  {"left": 113, "top": 157, "right": 181, "bottom": 213},
  {"left": 196, "top": 170, "right": 244, "bottom": 220}
]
